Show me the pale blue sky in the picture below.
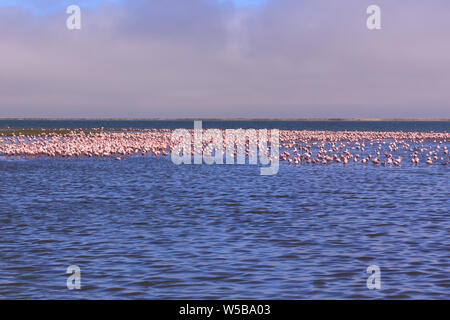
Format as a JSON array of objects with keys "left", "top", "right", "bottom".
[
  {"left": 0, "top": 0, "right": 265, "bottom": 12},
  {"left": 0, "top": 0, "right": 449, "bottom": 118}
]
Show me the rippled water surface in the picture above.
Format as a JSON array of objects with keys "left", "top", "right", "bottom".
[{"left": 0, "top": 121, "right": 449, "bottom": 299}]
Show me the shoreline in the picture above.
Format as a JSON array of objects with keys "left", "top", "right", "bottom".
[{"left": 0, "top": 118, "right": 449, "bottom": 122}]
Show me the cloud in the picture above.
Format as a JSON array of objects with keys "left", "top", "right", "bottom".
[{"left": 0, "top": 0, "right": 449, "bottom": 118}]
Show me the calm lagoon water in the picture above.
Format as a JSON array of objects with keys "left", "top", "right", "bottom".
[
  {"left": 0, "top": 119, "right": 449, "bottom": 132},
  {"left": 0, "top": 120, "right": 448, "bottom": 299}
]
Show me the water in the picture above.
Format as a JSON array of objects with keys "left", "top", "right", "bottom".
[
  {"left": 0, "top": 119, "right": 448, "bottom": 132},
  {"left": 0, "top": 120, "right": 449, "bottom": 299}
]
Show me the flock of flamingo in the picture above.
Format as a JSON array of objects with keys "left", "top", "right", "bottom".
[
  {"left": 0, "top": 129, "right": 449, "bottom": 167},
  {"left": 278, "top": 130, "right": 449, "bottom": 166}
]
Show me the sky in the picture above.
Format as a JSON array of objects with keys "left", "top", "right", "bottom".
[{"left": 0, "top": 0, "right": 449, "bottom": 118}]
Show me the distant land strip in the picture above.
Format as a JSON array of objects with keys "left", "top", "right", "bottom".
[{"left": 0, "top": 118, "right": 449, "bottom": 122}]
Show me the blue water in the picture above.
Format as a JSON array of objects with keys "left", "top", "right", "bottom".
[
  {"left": 0, "top": 121, "right": 449, "bottom": 299},
  {"left": 0, "top": 119, "right": 448, "bottom": 132}
]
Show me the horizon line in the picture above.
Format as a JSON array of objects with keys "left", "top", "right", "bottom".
[{"left": 0, "top": 117, "right": 449, "bottom": 122}]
